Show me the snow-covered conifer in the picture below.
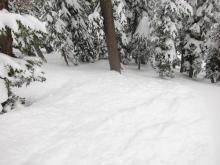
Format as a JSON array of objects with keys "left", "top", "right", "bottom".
[
  {"left": 44, "top": 0, "right": 97, "bottom": 65},
  {"left": 0, "top": 7, "right": 46, "bottom": 113},
  {"left": 88, "top": 8, "right": 106, "bottom": 59},
  {"left": 181, "top": 0, "right": 219, "bottom": 78},
  {"left": 205, "top": 23, "right": 220, "bottom": 83},
  {"left": 0, "top": 54, "right": 45, "bottom": 113},
  {"left": 150, "top": 0, "right": 192, "bottom": 78},
  {"left": 112, "top": 0, "right": 129, "bottom": 64}
]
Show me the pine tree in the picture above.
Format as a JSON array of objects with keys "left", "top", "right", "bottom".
[
  {"left": 150, "top": 0, "right": 192, "bottom": 78},
  {"left": 205, "top": 23, "right": 220, "bottom": 83},
  {"left": 0, "top": 54, "right": 45, "bottom": 113},
  {"left": 0, "top": 1, "right": 46, "bottom": 113},
  {"left": 130, "top": 35, "right": 149, "bottom": 69},
  {"left": 44, "top": 0, "right": 97, "bottom": 65},
  {"left": 13, "top": 21, "right": 47, "bottom": 62},
  {"left": 9, "top": 0, "right": 32, "bottom": 14},
  {"left": 87, "top": 5, "right": 106, "bottom": 60},
  {"left": 122, "top": 0, "right": 156, "bottom": 66},
  {"left": 112, "top": 0, "right": 129, "bottom": 64},
  {"left": 8, "top": 0, "right": 47, "bottom": 62},
  {"left": 129, "top": 14, "right": 152, "bottom": 69},
  {"left": 125, "top": 0, "right": 150, "bottom": 35},
  {"left": 181, "top": 0, "right": 218, "bottom": 78}
]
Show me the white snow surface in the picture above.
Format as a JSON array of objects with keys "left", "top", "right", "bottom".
[{"left": 0, "top": 54, "right": 219, "bottom": 165}]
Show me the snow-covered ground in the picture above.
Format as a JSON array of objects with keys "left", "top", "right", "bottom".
[{"left": 0, "top": 54, "right": 219, "bottom": 165}]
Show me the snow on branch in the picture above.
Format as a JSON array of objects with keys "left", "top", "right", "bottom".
[{"left": 0, "top": 9, "right": 46, "bottom": 33}]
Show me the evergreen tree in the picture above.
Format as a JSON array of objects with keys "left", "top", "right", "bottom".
[
  {"left": 13, "top": 21, "right": 47, "bottom": 62},
  {"left": 129, "top": 14, "right": 152, "bottom": 69},
  {"left": 150, "top": 0, "right": 192, "bottom": 78},
  {"left": 205, "top": 23, "right": 220, "bottom": 83},
  {"left": 125, "top": 0, "right": 150, "bottom": 35},
  {"left": 0, "top": 54, "right": 45, "bottom": 113},
  {"left": 122, "top": 0, "right": 156, "bottom": 66},
  {"left": 130, "top": 35, "right": 149, "bottom": 69},
  {"left": 9, "top": 0, "right": 47, "bottom": 62},
  {"left": 44, "top": 0, "right": 97, "bottom": 65},
  {"left": 9, "top": 0, "right": 32, "bottom": 14},
  {"left": 112, "top": 0, "right": 129, "bottom": 64},
  {"left": 0, "top": 1, "right": 46, "bottom": 113},
  {"left": 181, "top": 0, "right": 218, "bottom": 78},
  {"left": 88, "top": 7, "right": 106, "bottom": 60}
]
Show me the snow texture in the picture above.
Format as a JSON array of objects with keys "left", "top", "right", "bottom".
[
  {"left": 135, "top": 16, "right": 151, "bottom": 38},
  {"left": 0, "top": 54, "right": 219, "bottom": 165},
  {"left": 0, "top": 9, "right": 46, "bottom": 33},
  {"left": 0, "top": 53, "right": 43, "bottom": 82}
]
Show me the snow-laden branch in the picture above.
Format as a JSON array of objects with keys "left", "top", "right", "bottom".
[{"left": 0, "top": 9, "right": 47, "bottom": 33}]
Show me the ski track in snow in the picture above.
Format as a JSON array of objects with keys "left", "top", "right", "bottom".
[{"left": 0, "top": 56, "right": 219, "bottom": 165}]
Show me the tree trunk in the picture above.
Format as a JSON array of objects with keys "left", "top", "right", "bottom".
[
  {"left": 0, "top": 0, "right": 8, "bottom": 10},
  {"left": 100, "top": 0, "right": 121, "bottom": 73},
  {"left": 180, "top": 54, "right": 184, "bottom": 73},
  {"left": 138, "top": 59, "right": 141, "bottom": 70},
  {"left": 189, "top": 56, "right": 194, "bottom": 78},
  {"left": 189, "top": 67, "right": 194, "bottom": 78},
  {"left": 34, "top": 44, "right": 47, "bottom": 62},
  {"left": 179, "top": 38, "right": 185, "bottom": 73},
  {"left": 133, "top": 11, "right": 139, "bottom": 35},
  {"left": 0, "top": 0, "right": 13, "bottom": 56},
  {"left": 61, "top": 49, "right": 69, "bottom": 66}
]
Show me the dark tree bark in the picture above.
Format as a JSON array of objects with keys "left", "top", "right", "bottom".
[
  {"left": 138, "top": 59, "right": 141, "bottom": 70},
  {"left": 0, "top": 0, "right": 13, "bottom": 56},
  {"left": 61, "top": 49, "right": 69, "bottom": 66},
  {"left": 189, "top": 56, "right": 194, "bottom": 78},
  {"left": 189, "top": 67, "right": 194, "bottom": 78},
  {"left": 179, "top": 35, "right": 185, "bottom": 73},
  {"left": 100, "top": 0, "right": 121, "bottom": 73},
  {"left": 133, "top": 11, "right": 139, "bottom": 35},
  {"left": 180, "top": 54, "right": 185, "bottom": 73},
  {"left": 0, "top": 0, "right": 8, "bottom": 10}
]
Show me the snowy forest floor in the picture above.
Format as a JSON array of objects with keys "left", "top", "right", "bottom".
[{"left": 0, "top": 54, "right": 220, "bottom": 165}]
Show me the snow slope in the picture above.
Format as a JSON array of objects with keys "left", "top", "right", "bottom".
[{"left": 0, "top": 54, "right": 219, "bottom": 165}]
